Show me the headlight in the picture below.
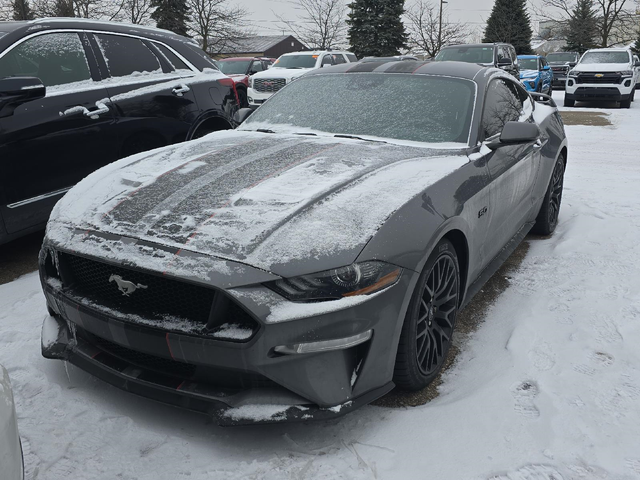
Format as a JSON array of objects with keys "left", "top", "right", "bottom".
[
  {"left": 266, "top": 261, "right": 402, "bottom": 302},
  {"left": 620, "top": 70, "right": 633, "bottom": 77},
  {"left": 568, "top": 70, "right": 578, "bottom": 77}
]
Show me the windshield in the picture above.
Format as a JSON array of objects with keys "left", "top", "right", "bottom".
[
  {"left": 580, "top": 51, "right": 630, "bottom": 64},
  {"left": 241, "top": 73, "right": 476, "bottom": 144},
  {"left": 547, "top": 52, "right": 577, "bottom": 63},
  {"left": 217, "top": 60, "right": 250, "bottom": 75},
  {"left": 273, "top": 55, "right": 317, "bottom": 69},
  {"left": 519, "top": 58, "right": 538, "bottom": 70},
  {"left": 435, "top": 46, "right": 494, "bottom": 64}
]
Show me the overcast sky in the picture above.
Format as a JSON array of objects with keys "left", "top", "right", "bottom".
[{"left": 235, "top": 0, "right": 547, "bottom": 39}]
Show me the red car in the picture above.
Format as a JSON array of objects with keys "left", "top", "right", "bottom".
[{"left": 215, "top": 57, "right": 274, "bottom": 107}]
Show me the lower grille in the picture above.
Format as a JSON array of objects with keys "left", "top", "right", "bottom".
[
  {"left": 84, "top": 329, "right": 196, "bottom": 378},
  {"left": 254, "top": 78, "right": 286, "bottom": 93},
  {"left": 59, "top": 252, "right": 215, "bottom": 325}
]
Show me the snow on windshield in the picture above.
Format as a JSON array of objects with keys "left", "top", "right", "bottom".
[
  {"left": 243, "top": 74, "right": 476, "bottom": 144},
  {"left": 273, "top": 54, "right": 317, "bottom": 69},
  {"left": 580, "top": 51, "right": 630, "bottom": 64}
]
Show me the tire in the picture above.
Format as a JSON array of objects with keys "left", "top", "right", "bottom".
[
  {"left": 564, "top": 97, "right": 575, "bottom": 107},
  {"left": 237, "top": 88, "right": 249, "bottom": 108},
  {"left": 532, "top": 154, "right": 565, "bottom": 236},
  {"left": 394, "top": 238, "right": 460, "bottom": 390},
  {"left": 536, "top": 82, "right": 542, "bottom": 93},
  {"left": 547, "top": 83, "right": 553, "bottom": 95},
  {"left": 631, "top": 89, "right": 636, "bottom": 102}
]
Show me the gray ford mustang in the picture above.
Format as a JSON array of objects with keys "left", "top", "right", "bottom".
[{"left": 39, "top": 61, "right": 567, "bottom": 425}]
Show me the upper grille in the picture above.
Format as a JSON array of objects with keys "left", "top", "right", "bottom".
[
  {"left": 575, "top": 73, "right": 622, "bottom": 85},
  {"left": 59, "top": 252, "right": 215, "bottom": 326},
  {"left": 253, "top": 78, "right": 286, "bottom": 93},
  {"left": 551, "top": 66, "right": 568, "bottom": 73}
]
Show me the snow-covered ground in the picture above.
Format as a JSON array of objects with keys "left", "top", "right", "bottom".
[{"left": 1, "top": 91, "right": 640, "bottom": 479}]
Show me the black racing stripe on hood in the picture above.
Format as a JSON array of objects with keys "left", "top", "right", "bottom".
[
  {"left": 105, "top": 138, "right": 280, "bottom": 225},
  {"left": 123, "top": 141, "right": 341, "bottom": 245}
]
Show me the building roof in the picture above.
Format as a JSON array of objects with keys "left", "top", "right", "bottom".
[{"left": 221, "top": 35, "right": 295, "bottom": 54}]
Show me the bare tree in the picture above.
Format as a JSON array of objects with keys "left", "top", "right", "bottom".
[
  {"left": 405, "top": 0, "right": 468, "bottom": 57},
  {"left": 275, "top": 0, "right": 346, "bottom": 50},
  {"left": 188, "top": 0, "right": 250, "bottom": 54},
  {"left": 113, "top": 0, "right": 154, "bottom": 24},
  {"left": 537, "top": 0, "right": 637, "bottom": 47}
]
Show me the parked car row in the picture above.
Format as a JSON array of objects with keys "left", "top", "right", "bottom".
[{"left": 0, "top": 18, "right": 240, "bottom": 246}]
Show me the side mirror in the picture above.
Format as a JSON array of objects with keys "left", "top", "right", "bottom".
[
  {"left": 233, "top": 107, "right": 254, "bottom": 124},
  {"left": 635, "top": 60, "right": 640, "bottom": 67},
  {"left": 0, "top": 76, "right": 46, "bottom": 117},
  {"left": 497, "top": 58, "right": 512, "bottom": 67},
  {"left": 486, "top": 121, "right": 540, "bottom": 150},
  {"left": 542, "top": 65, "right": 551, "bottom": 71}
]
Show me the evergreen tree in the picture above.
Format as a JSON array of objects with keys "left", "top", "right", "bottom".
[
  {"left": 483, "top": 0, "right": 532, "bottom": 55},
  {"left": 564, "top": 0, "right": 597, "bottom": 54},
  {"left": 347, "top": 0, "right": 408, "bottom": 58},
  {"left": 632, "top": 30, "right": 640, "bottom": 56},
  {"left": 12, "top": 0, "right": 35, "bottom": 20},
  {"left": 151, "top": 0, "right": 191, "bottom": 37},
  {"left": 53, "top": 0, "right": 74, "bottom": 17}
]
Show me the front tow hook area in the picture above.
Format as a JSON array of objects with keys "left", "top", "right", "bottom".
[{"left": 41, "top": 314, "right": 73, "bottom": 360}]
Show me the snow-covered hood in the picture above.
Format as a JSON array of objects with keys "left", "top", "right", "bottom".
[
  {"left": 251, "top": 67, "right": 314, "bottom": 81},
  {"left": 520, "top": 69, "right": 539, "bottom": 78},
  {"left": 47, "top": 131, "right": 467, "bottom": 277},
  {"left": 572, "top": 63, "right": 631, "bottom": 73}
]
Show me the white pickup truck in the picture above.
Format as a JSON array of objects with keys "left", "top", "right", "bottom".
[{"left": 565, "top": 48, "right": 640, "bottom": 108}]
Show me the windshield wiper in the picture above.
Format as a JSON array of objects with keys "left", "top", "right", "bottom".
[
  {"left": 294, "top": 132, "right": 317, "bottom": 136},
  {"left": 257, "top": 128, "right": 275, "bottom": 134},
  {"left": 334, "top": 134, "right": 387, "bottom": 144}
]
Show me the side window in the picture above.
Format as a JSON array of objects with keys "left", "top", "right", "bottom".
[
  {"left": 250, "top": 60, "right": 264, "bottom": 73},
  {"left": 510, "top": 46, "right": 517, "bottom": 62},
  {"left": 321, "top": 55, "right": 333, "bottom": 66},
  {"left": 332, "top": 54, "right": 346, "bottom": 64},
  {"left": 94, "top": 34, "right": 161, "bottom": 78},
  {"left": 0, "top": 33, "right": 91, "bottom": 88},
  {"left": 155, "top": 43, "right": 191, "bottom": 71},
  {"left": 346, "top": 53, "right": 358, "bottom": 62},
  {"left": 482, "top": 79, "right": 524, "bottom": 139},
  {"left": 498, "top": 46, "right": 510, "bottom": 62}
]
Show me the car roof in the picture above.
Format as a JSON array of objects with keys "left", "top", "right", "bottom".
[
  {"left": 0, "top": 18, "right": 195, "bottom": 44},
  {"left": 218, "top": 57, "right": 264, "bottom": 61},
  {"left": 280, "top": 50, "right": 353, "bottom": 56},
  {"left": 584, "top": 47, "right": 631, "bottom": 52},
  {"left": 305, "top": 60, "right": 494, "bottom": 81},
  {"left": 440, "top": 43, "right": 505, "bottom": 50},
  {"left": 517, "top": 55, "right": 540, "bottom": 59}
]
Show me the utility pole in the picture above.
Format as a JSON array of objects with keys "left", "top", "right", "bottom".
[{"left": 438, "top": 0, "right": 448, "bottom": 52}]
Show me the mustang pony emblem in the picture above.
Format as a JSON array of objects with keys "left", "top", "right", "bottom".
[{"left": 109, "top": 274, "right": 148, "bottom": 296}]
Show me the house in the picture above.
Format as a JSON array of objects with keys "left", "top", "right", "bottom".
[{"left": 215, "top": 35, "right": 307, "bottom": 59}]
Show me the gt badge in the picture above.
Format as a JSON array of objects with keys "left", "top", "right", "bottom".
[{"left": 109, "top": 274, "right": 148, "bottom": 296}]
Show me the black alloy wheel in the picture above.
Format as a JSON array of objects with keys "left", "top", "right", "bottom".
[
  {"left": 394, "top": 238, "right": 460, "bottom": 390},
  {"left": 532, "top": 155, "right": 565, "bottom": 235}
]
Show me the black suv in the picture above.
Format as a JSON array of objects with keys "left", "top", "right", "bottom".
[
  {"left": 546, "top": 51, "right": 580, "bottom": 88},
  {"left": 435, "top": 43, "right": 520, "bottom": 78},
  {"left": 0, "top": 19, "right": 239, "bottom": 245}
]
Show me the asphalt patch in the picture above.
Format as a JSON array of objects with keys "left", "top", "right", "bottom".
[
  {"left": 0, "top": 231, "right": 44, "bottom": 286},
  {"left": 560, "top": 111, "right": 612, "bottom": 126}
]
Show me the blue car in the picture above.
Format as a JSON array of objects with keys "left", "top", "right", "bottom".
[{"left": 518, "top": 55, "right": 553, "bottom": 94}]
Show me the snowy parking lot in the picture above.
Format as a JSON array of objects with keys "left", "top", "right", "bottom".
[{"left": 1, "top": 90, "right": 640, "bottom": 480}]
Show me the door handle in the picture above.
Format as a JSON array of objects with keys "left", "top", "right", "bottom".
[
  {"left": 59, "top": 102, "right": 110, "bottom": 119},
  {"left": 172, "top": 84, "right": 190, "bottom": 96},
  {"left": 84, "top": 102, "right": 110, "bottom": 119}
]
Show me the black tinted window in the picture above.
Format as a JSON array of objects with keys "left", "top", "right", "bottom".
[
  {"left": 0, "top": 33, "right": 91, "bottom": 88},
  {"left": 482, "top": 79, "right": 524, "bottom": 139},
  {"left": 156, "top": 44, "right": 190, "bottom": 71},
  {"left": 95, "top": 34, "right": 161, "bottom": 77}
]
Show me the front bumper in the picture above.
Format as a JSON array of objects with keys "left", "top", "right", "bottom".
[
  {"left": 40, "top": 248, "right": 411, "bottom": 425},
  {"left": 520, "top": 76, "right": 540, "bottom": 92},
  {"left": 566, "top": 78, "right": 634, "bottom": 101},
  {"left": 247, "top": 88, "right": 275, "bottom": 108}
]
